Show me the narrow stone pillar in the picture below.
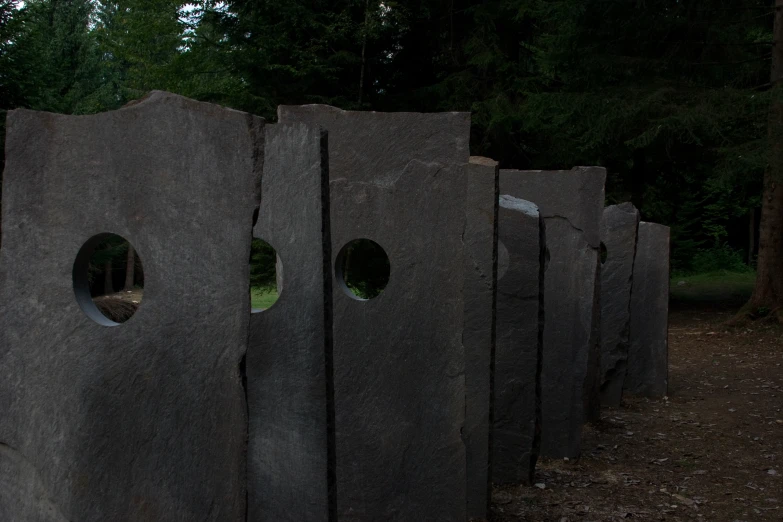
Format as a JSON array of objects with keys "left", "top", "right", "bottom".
[
  {"left": 247, "top": 123, "right": 334, "bottom": 521},
  {"left": 599, "top": 203, "right": 640, "bottom": 406},
  {"left": 499, "top": 167, "right": 606, "bottom": 458},
  {"left": 625, "top": 222, "right": 670, "bottom": 398},
  {"left": 463, "top": 156, "right": 499, "bottom": 520},
  {"left": 492, "top": 194, "right": 545, "bottom": 485}
]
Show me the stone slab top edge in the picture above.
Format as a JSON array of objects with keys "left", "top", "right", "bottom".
[
  {"left": 8, "top": 90, "right": 265, "bottom": 124},
  {"left": 512, "top": 166, "right": 605, "bottom": 174},
  {"left": 4, "top": 89, "right": 267, "bottom": 215},
  {"left": 469, "top": 155, "right": 498, "bottom": 167},
  {"left": 605, "top": 202, "right": 639, "bottom": 215},
  {"left": 639, "top": 221, "right": 671, "bottom": 232},
  {"left": 500, "top": 166, "right": 606, "bottom": 247},
  {"left": 278, "top": 103, "right": 470, "bottom": 120}
]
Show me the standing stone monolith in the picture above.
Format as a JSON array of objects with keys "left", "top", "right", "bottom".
[
  {"left": 0, "top": 91, "right": 262, "bottom": 521},
  {"left": 279, "top": 104, "right": 470, "bottom": 521},
  {"left": 625, "top": 222, "right": 670, "bottom": 398},
  {"left": 463, "top": 156, "right": 499, "bottom": 520},
  {"left": 492, "top": 195, "right": 545, "bottom": 485},
  {"left": 247, "top": 123, "right": 334, "bottom": 521},
  {"left": 599, "top": 203, "right": 640, "bottom": 406},
  {"left": 499, "top": 167, "right": 606, "bottom": 458}
]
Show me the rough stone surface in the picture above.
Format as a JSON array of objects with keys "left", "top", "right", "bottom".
[
  {"left": 463, "top": 157, "right": 498, "bottom": 520},
  {"left": 492, "top": 194, "right": 545, "bottom": 486},
  {"left": 625, "top": 222, "right": 670, "bottom": 398},
  {"left": 278, "top": 105, "right": 471, "bottom": 181},
  {"left": 499, "top": 167, "right": 606, "bottom": 458},
  {"left": 280, "top": 105, "right": 470, "bottom": 521},
  {"left": 247, "top": 123, "right": 334, "bottom": 521},
  {"left": 0, "top": 91, "right": 262, "bottom": 521},
  {"left": 599, "top": 203, "right": 640, "bottom": 406}
]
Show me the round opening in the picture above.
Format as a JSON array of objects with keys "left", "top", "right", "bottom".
[
  {"left": 497, "top": 241, "right": 510, "bottom": 281},
  {"left": 335, "top": 239, "right": 390, "bottom": 300},
  {"left": 250, "top": 237, "right": 282, "bottom": 312},
  {"left": 600, "top": 242, "right": 608, "bottom": 265},
  {"left": 73, "top": 233, "right": 144, "bottom": 326}
]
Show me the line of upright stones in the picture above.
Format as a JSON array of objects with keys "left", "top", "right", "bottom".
[{"left": 0, "top": 92, "right": 669, "bottom": 522}]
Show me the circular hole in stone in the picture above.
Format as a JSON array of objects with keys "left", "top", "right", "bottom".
[
  {"left": 600, "top": 242, "right": 608, "bottom": 265},
  {"left": 335, "top": 239, "right": 390, "bottom": 300},
  {"left": 73, "top": 233, "right": 144, "bottom": 326},
  {"left": 250, "top": 237, "right": 282, "bottom": 312},
  {"left": 497, "top": 241, "right": 510, "bottom": 281}
]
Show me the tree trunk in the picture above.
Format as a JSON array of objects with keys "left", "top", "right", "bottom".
[
  {"left": 738, "top": 0, "right": 783, "bottom": 321},
  {"left": 748, "top": 208, "right": 756, "bottom": 266},
  {"left": 104, "top": 260, "right": 114, "bottom": 295},
  {"left": 124, "top": 243, "right": 136, "bottom": 290},
  {"left": 358, "top": 0, "right": 370, "bottom": 104}
]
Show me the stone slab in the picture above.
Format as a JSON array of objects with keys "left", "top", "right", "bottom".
[
  {"left": 0, "top": 91, "right": 262, "bottom": 521},
  {"left": 492, "top": 195, "right": 545, "bottom": 485},
  {"left": 499, "top": 167, "right": 606, "bottom": 458},
  {"left": 280, "top": 105, "right": 470, "bottom": 521},
  {"left": 463, "top": 157, "right": 498, "bottom": 520},
  {"left": 599, "top": 203, "right": 640, "bottom": 406},
  {"left": 277, "top": 105, "right": 471, "bottom": 182},
  {"left": 492, "top": 194, "right": 546, "bottom": 484},
  {"left": 247, "top": 123, "right": 334, "bottom": 521},
  {"left": 625, "top": 222, "right": 670, "bottom": 398}
]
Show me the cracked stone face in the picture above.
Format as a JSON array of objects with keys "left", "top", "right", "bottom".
[
  {"left": 599, "top": 203, "right": 640, "bottom": 406},
  {"left": 625, "top": 222, "right": 670, "bottom": 398},
  {"left": 492, "top": 194, "right": 545, "bottom": 485},
  {"left": 0, "top": 92, "right": 262, "bottom": 521},
  {"left": 499, "top": 167, "right": 606, "bottom": 459},
  {"left": 247, "top": 123, "right": 332, "bottom": 521},
  {"left": 279, "top": 105, "right": 470, "bottom": 521},
  {"left": 463, "top": 156, "right": 499, "bottom": 520}
]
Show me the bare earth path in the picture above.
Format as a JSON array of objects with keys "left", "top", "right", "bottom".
[{"left": 492, "top": 307, "right": 783, "bottom": 521}]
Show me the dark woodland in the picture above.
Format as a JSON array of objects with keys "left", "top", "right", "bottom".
[{"left": 1, "top": 0, "right": 781, "bottom": 315}]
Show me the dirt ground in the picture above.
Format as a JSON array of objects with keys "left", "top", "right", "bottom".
[
  {"left": 493, "top": 305, "right": 783, "bottom": 521},
  {"left": 92, "top": 288, "right": 143, "bottom": 305}
]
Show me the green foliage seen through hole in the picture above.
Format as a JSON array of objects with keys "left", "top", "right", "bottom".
[
  {"left": 338, "top": 239, "right": 390, "bottom": 300},
  {"left": 250, "top": 238, "right": 280, "bottom": 311}
]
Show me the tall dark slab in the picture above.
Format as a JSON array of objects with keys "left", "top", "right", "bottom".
[
  {"left": 625, "top": 222, "right": 670, "bottom": 398},
  {"left": 492, "top": 195, "right": 545, "bottom": 485},
  {"left": 599, "top": 203, "right": 640, "bottom": 406},
  {"left": 247, "top": 123, "right": 334, "bottom": 521},
  {"left": 463, "top": 157, "right": 498, "bottom": 520},
  {"left": 279, "top": 105, "right": 470, "bottom": 521},
  {"left": 0, "top": 91, "right": 262, "bottom": 521},
  {"left": 499, "top": 167, "right": 606, "bottom": 458}
]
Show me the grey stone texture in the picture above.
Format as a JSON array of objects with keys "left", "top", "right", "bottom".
[
  {"left": 0, "top": 91, "right": 262, "bottom": 521},
  {"left": 599, "top": 203, "right": 640, "bottom": 406},
  {"left": 247, "top": 123, "right": 334, "bottom": 521},
  {"left": 279, "top": 104, "right": 470, "bottom": 521},
  {"left": 463, "top": 156, "right": 499, "bottom": 520},
  {"left": 499, "top": 167, "right": 606, "bottom": 458},
  {"left": 492, "top": 194, "right": 545, "bottom": 485},
  {"left": 625, "top": 222, "right": 670, "bottom": 398}
]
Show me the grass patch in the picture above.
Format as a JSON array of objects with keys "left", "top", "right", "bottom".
[
  {"left": 251, "top": 287, "right": 279, "bottom": 311},
  {"left": 670, "top": 270, "right": 755, "bottom": 306}
]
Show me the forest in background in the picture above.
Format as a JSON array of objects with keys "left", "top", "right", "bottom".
[{"left": 0, "top": 0, "right": 775, "bottom": 275}]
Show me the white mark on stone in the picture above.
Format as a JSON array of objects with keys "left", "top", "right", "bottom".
[{"left": 499, "top": 194, "right": 539, "bottom": 217}]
